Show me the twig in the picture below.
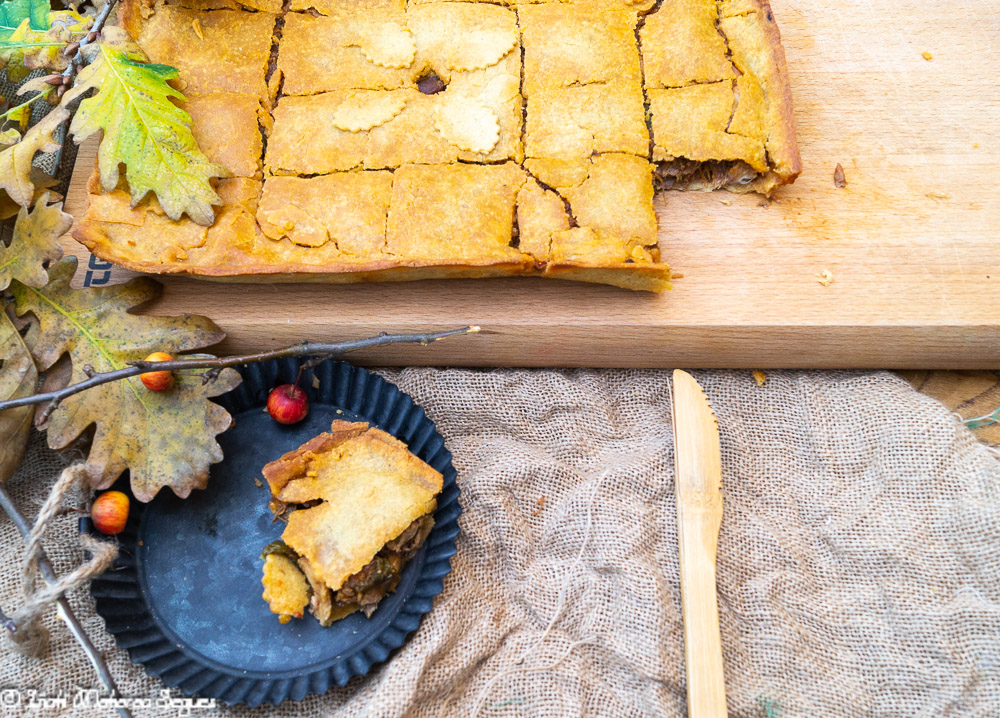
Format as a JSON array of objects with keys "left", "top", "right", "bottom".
[
  {"left": 0, "top": 484, "right": 131, "bottom": 718},
  {"left": 57, "top": 0, "right": 119, "bottom": 94},
  {"left": 0, "top": 326, "right": 480, "bottom": 419}
]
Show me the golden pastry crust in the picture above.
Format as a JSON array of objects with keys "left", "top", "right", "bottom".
[
  {"left": 266, "top": 62, "right": 521, "bottom": 173},
  {"left": 162, "top": 0, "right": 283, "bottom": 12},
  {"left": 257, "top": 173, "right": 393, "bottom": 254},
  {"left": 277, "top": 12, "right": 415, "bottom": 96},
  {"left": 290, "top": 0, "right": 405, "bottom": 16},
  {"left": 717, "top": 3, "right": 802, "bottom": 192},
  {"left": 262, "top": 421, "right": 443, "bottom": 592},
  {"left": 525, "top": 154, "right": 659, "bottom": 262},
  {"left": 641, "top": 0, "right": 801, "bottom": 194},
  {"left": 179, "top": 93, "right": 263, "bottom": 179},
  {"left": 385, "top": 163, "right": 528, "bottom": 265},
  {"left": 261, "top": 553, "right": 309, "bottom": 621},
  {"left": 639, "top": 0, "right": 734, "bottom": 88},
  {"left": 518, "top": 4, "right": 641, "bottom": 96},
  {"left": 525, "top": 83, "right": 648, "bottom": 160},
  {"left": 648, "top": 82, "right": 767, "bottom": 171},
  {"left": 127, "top": 3, "right": 275, "bottom": 100}
]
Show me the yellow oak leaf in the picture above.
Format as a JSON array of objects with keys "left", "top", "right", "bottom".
[
  {"left": 0, "top": 194, "right": 68, "bottom": 291},
  {"left": 0, "top": 7, "right": 91, "bottom": 82},
  {"left": 0, "top": 104, "right": 69, "bottom": 207},
  {"left": 63, "top": 27, "right": 228, "bottom": 226}
]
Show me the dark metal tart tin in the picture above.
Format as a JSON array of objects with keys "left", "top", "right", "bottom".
[{"left": 83, "top": 360, "right": 460, "bottom": 706}]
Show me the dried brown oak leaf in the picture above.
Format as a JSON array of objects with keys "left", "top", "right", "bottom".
[
  {"left": 0, "top": 310, "right": 36, "bottom": 484},
  {"left": 11, "top": 258, "right": 242, "bottom": 501},
  {"left": 0, "top": 195, "right": 69, "bottom": 291}
]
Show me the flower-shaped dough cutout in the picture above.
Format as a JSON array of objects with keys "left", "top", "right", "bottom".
[
  {"left": 449, "top": 28, "right": 518, "bottom": 71},
  {"left": 434, "top": 96, "right": 500, "bottom": 154},
  {"left": 408, "top": 4, "right": 519, "bottom": 73},
  {"left": 356, "top": 21, "right": 417, "bottom": 69},
  {"left": 332, "top": 91, "right": 408, "bottom": 132}
]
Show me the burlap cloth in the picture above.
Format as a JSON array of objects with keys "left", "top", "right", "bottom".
[{"left": 1, "top": 369, "right": 998, "bottom": 717}]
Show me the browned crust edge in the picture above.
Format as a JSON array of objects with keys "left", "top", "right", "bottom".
[
  {"left": 73, "top": 216, "right": 674, "bottom": 291},
  {"left": 261, "top": 420, "right": 370, "bottom": 495},
  {"left": 747, "top": 0, "right": 803, "bottom": 190}
]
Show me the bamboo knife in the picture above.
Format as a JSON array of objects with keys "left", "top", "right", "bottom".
[{"left": 671, "top": 369, "right": 727, "bottom": 718}]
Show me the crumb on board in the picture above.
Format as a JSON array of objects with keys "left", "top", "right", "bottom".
[
  {"left": 671, "top": 272, "right": 685, "bottom": 279},
  {"left": 191, "top": 18, "right": 204, "bottom": 40},
  {"left": 720, "top": 199, "right": 732, "bottom": 206},
  {"left": 254, "top": 478, "right": 263, "bottom": 488},
  {"left": 833, "top": 164, "right": 847, "bottom": 188},
  {"left": 973, "top": 142, "right": 979, "bottom": 148},
  {"left": 532, "top": 496, "right": 546, "bottom": 516},
  {"left": 921, "top": 51, "right": 933, "bottom": 61},
  {"left": 925, "top": 192, "right": 950, "bottom": 201},
  {"left": 311, "top": 375, "right": 321, "bottom": 389},
  {"left": 816, "top": 269, "right": 834, "bottom": 287},
  {"left": 752, "top": 370, "right": 767, "bottom": 386}
]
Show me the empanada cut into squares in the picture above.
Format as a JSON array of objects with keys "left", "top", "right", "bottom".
[{"left": 76, "top": 0, "right": 806, "bottom": 291}]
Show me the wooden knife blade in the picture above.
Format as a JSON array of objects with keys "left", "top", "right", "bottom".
[{"left": 671, "top": 369, "right": 727, "bottom": 718}]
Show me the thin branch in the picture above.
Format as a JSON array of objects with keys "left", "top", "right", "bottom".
[
  {"left": 0, "top": 484, "right": 131, "bottom": 718},
  {"left": 56, "top": 0, "right": 119, "bottom": 94},
  {"left": 0, "top": 326, "right": 480, "bottom": 419}
]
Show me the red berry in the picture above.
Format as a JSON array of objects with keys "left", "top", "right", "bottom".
[
  {"left": 92, "top": 491, "right": 129, "bottom": 535},
  {"left": 140, "top": 352, "right": 174, "bottom": 391},
  {"left": 267, "top": 384, "right": 309, "bottom": 424}
]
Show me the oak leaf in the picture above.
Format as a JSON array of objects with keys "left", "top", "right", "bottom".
[
  {"left": 0, "top": 194, "right": 68, "bottom": 291},
  {"left": 0, "top": 104, "right": 69, "bottom": 207},
  {"left": 0, "top": 4, "right": 91, "bottom": 82},
  {"left": 0, "top": 309, "right": 36, "bottom": 484},
  {"left": 12, "top": 258, "right": 242, "bottom": 501},
  {"left": 64, "top": 27, "right": 228, "bottom": 226}
]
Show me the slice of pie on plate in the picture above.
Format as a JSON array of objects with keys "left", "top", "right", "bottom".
[{"left": 260, "top": 420, "right": 443, "bottom": 625}]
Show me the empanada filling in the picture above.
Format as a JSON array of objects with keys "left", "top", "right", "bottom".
[
  {"left": 654, "top": 158, "right": 759, "bottom": 192},
  {"left": 261, "top": 513, "right": 435, "bottom": 625}
]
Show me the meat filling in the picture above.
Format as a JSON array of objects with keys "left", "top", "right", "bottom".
[
  {"left": 654, "top": 158, "right": 758, "bottom": 192},
  {"left": 335, "top": 513, "right": 435, "bottom": 617},
  {"left": 261, "top": 513, "right": 435, "bottom": 622}
]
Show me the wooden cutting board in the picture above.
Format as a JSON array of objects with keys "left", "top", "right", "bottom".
[{"left": 58, "top": 0, "right": 1000, "bottom": 368}]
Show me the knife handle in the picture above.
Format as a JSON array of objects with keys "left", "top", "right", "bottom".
[{"left": 677, "top": 497, "right": 727, "bottom": 718}]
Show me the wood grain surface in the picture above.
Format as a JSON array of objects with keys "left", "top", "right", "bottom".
[{"left": 58, "top": 0, "right": 1000, "bottom": 368}]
